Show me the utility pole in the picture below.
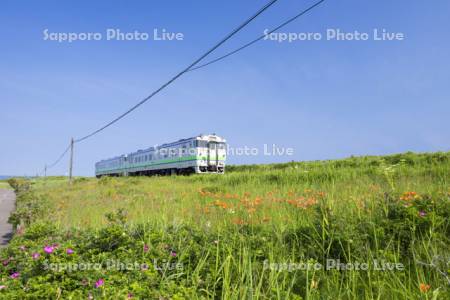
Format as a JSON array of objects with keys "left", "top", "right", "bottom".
[
  {"left": 44, "top": 165, "right": 47, "bottom": 177},
  {"left": 69, "top": 137, "right": 74, "bottom": 184}
]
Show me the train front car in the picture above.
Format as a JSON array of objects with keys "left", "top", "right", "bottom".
[{"left": 195, "top": 134, "right": 227, "bottom": 174}]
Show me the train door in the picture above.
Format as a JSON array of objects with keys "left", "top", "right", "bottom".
[{"left": 207, "top": 142, "right": 219, "bottom": 171}]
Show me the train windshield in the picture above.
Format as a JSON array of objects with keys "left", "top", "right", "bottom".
[{"left": 217, "top": 143, "right": 226, "bottom": 150}]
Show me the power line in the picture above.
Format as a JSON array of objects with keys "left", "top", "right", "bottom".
[
  {"left": 74, "top": 0, "right": 280, "bottom": 144},
  {"left": 188, "top": 0, "right": 326, "bottom": 72},
  {"left": 38, "top": 143, "right": 71, "bottom": 176},
  {"left": 47, "top": 144, "right": 71, "bottom": 169}
]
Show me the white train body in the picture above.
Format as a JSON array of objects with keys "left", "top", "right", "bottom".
[{"left": 95, "top": 134, "right": 226, "bottom": 177}]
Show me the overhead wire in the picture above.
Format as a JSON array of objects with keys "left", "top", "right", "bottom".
[
  {"left": 187, "top": 0, "right": 326, "bottom": 72},
  {"left": 74, "top": 0, "right": 280, "bottom": 143}
]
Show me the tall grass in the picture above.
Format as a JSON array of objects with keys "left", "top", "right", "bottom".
[{"left": 2, "top": 152, "right": 449, "bottom": 298}]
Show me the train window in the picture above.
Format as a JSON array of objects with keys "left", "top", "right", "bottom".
[{"left": 197, "top": 140, "right": 207, "bottom": 147}]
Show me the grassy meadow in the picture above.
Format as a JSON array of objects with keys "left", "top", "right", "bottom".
[
  {"left": 0, "top": 152, "right": 449, "bottom": 299},
  {"left": 0, "top": 181, "right": 12, "bottom": 190}
]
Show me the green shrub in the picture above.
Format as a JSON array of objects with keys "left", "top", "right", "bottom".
[{"left": 7, "top": 178, "right": 31, "bottom": 194}]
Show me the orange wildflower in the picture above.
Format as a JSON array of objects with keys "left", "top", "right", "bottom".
[
  {"left": 214, "top": 200, "right": 228, "bottom": 209},
  {"left": 400, "top": 191, "right": 420, "bottom": 201},
  {"left": 419, "top": 283, "right": 431, "bottom": 293}
]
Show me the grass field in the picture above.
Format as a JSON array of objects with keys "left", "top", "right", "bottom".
[
  {"left": 0, "top": 181, "right": 12, "bottom": 190},
  {"left": 1, "top": 152, "right": 449, "bottom": 299}
]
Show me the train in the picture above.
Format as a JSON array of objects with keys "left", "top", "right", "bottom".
[{"left": 95, "top": 134, "right": 226, "bottom": 177}]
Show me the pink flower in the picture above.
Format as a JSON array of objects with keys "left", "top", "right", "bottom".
[
  {"left": 2, "top": 258, "right": 11, "bottom": 266},
  {"left": 95, "top": 278, "right": 104, "bottom": 288},
  {"left": 0, "top": 285, "right": 6, "bottom": 290},
  {"left": 419, "top": 211, "right": 427, "bottom": 217},
  {"left": 170, "top": 250, "right": 177, "bottom": 257},
  {"left": 66, "top": 248, "right": 74, "bottom": 255},
  {"left": 32, "top": 252, "right": 40, "bottom": 260},
  {"left": 143, "top": 244, "right": 149, "bottom": 253},
  {"left": 44, "top": 245, "right": 55, "bottom": 254},
  {"left": 19, "top": 245, "right": 26, "bottom": 251},
  {"left": 10, "top": 272, "right": 20, "bottom": 279},
  {"left": 127, "top": 293, "right": 134, "bottom": 299}
]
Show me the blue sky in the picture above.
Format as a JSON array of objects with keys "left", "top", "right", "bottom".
[{"left": 1, "top": 0, "right": 449, "bottom": 176}]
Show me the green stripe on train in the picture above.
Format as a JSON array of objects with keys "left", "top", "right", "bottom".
[{"left": 97, "top": 155, "right": 225, "bottom": 173}]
